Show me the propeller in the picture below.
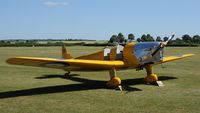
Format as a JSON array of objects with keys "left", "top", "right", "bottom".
[{"left": 151, "top": 35, "right": 175, "bottom": 57}]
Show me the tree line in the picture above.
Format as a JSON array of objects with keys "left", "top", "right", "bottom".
[
  {"left": 0, "top": 33, "right": 200, "bottom": 47},
  {"left": 109, "top": 33, "right": 200, "bottom": 46}
]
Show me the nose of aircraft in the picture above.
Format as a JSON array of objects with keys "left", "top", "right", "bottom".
[{"left": 152, "top": 35, "right": 175, "bottom": 56}]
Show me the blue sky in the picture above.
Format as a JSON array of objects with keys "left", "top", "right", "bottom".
[{"left": 0, "top": 0, "right": 200, "bottom": 40}]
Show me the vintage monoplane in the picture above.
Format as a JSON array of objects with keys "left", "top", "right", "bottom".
[{"left": 7, "top": 35, "right": 194, "bottom": 89}]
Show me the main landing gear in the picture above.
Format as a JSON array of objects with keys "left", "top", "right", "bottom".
[
  {"left": 144, "top": 64, "right": 163, "bottom": 86},
  {"left": 106, "top": 67, "right": 122, "bottom": 91},
  {"left": 144, "top": 64, "right": 158, "bottom": 84}
]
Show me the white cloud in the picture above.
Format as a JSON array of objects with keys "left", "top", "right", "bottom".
[{"left": 43, "top": 1, "right": 68, "bottom": 7}]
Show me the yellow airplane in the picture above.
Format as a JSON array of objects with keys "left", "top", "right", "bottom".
[{"left": 7, "top": 35, "right": 194, "bottom": 89}]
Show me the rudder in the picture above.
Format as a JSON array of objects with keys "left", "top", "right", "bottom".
[{"left": 62, "top": 45, "right": 73, "bottom": 59}]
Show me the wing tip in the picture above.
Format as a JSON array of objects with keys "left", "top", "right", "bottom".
[
  {"left": 182, "top": 54, "right": 195, "bottom": 57},
  {"left": 6, "top": 58, "right": 18, "bottom": 64}
]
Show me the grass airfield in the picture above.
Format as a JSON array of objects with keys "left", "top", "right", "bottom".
[{"left": 0, "top": 46, "right": 200, "bottom": 113}]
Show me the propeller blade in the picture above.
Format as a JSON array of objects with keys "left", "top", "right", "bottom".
[
  {"left": 151, "top": 35, "right": 175, "bottom": 56},
  {"left": 166, "top": 34, "right": 175, "bottom": 44}
]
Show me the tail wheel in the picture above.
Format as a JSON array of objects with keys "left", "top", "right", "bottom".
[{"left": 64, "top": 71, "right": 71, "bottom": 78}]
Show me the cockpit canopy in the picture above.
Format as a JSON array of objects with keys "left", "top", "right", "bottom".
[{"left": 134, "top": 42, "right": 163, "bottom": 65}]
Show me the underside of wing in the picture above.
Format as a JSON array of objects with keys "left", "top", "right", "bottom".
[
  {"left": 7, "top": 57, "right": 125, "bottom": 71},
  {"left": 160, "top": 54, "right": 194, "bottom": 64}
]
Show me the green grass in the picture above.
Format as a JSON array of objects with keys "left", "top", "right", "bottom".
[{"left": 0, "top": 46, "right": 200, "bottom": 113}]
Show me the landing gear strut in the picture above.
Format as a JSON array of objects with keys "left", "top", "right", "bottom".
[
  {"left": 144, "top": 64, "right": 158, "bottom": 84},
  {"left": 106, "top": 67, "right": 122, "bottom": 91}
]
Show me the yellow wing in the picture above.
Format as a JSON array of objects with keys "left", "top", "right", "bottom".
[
  {"left": 7, "top": 57, "right": 125, "bottom": 71},
  {"left": 160, "top": 54, "right": 194, "bottom": 64}
]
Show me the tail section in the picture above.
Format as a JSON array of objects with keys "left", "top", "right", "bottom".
[{"left": 62, "top": 45, "right": 73, "bottom": 59}]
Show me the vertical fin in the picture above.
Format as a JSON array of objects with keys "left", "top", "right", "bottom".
[{"left": 62, "top": 45, "right": 73, "bottom": 59}]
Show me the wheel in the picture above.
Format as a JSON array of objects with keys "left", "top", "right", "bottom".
[
  {"left": 144, "top": 73, "right": 158, "bottom": 83},
  {"left": 106, "top": 76, "right": 121, "bottom": 88}
]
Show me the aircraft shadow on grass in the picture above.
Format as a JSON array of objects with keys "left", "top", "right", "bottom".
[{"left": 0, "top": 74, "right": 177, "bottom": 99}]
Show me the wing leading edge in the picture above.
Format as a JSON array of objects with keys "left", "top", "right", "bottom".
[
  {"left": 159, "top": 54, "right": 194, "bottom": 64},
  {"left": 7, "top": 57, "right": 125, "bottom": 71}
]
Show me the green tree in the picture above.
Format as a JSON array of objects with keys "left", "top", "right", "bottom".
[
  {"left": 163, "top": 37, "right": 168, "bottom": 41},
  {"left": 124, "top": 39, "right": 128, "bottom": 43},
  {"left": 137, "top": 38, "right": 142, "bottom": 42},
  {"left": 146, "top": 34, "right": 155, "bottom": 42},
  {"left": 141, "top": 34, "right": 147, "bottom": 42},
  {"left": 109, "top": 35, "right": 118, "bottom": 43},
  {"left": 175, "top": 38, "right": 184, "bottom": 44},
  {"left": 156, "top": 36, "right": 162, "bottom": 42},
  {"left": 192, "top": 35, "right": 200, "bottom": 44},
  {"left": 182, "top": 34, "right": 192, "bottom": 43},
  {"left": 128, "top": 33, "right": 135, "bottom": 41},
  {"left": 141, "top": 34, "right": 154, "bottom": 42},
  {"left": 26, "top": 40, "right": 37, "bottom": 44},
  {"left": 117, "top": 33, "right": 125, "bottom": 43}
]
